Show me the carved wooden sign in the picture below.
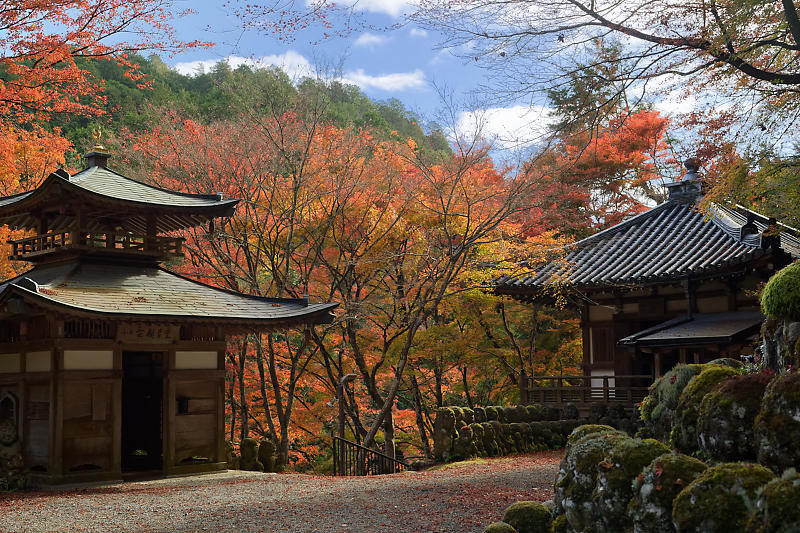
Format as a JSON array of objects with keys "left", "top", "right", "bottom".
[{"left": 117, "top": 322, "right": 178, "bottom": 344}]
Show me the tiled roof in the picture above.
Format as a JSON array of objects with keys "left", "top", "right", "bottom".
[
  {"left": 0, "top": 259, "right": 337, "bottom": 327},
  {"left": 618, "top": 311, "right": 763, "bottom": 347},
  {"left": 0, "top": 167, "right": 238, "bottom": 232},
  {"left": 495, "top": 200, "right": 800, "bottom": 294}
]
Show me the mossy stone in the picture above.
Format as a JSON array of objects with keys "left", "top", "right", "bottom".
[
  {"left": 670, "top": 365, "right": 738, "bottom": 453},
  {"left": 628, "top": 453, "right": 707, "bottom": 533},
  {"left": 502, "top": 501, "right": 552, "bottom": 533},
  {"left": 746, "top": 468, "right": 800, "bottom": 533},
  {"left": 755, "top": 371, "right": 800, "bottom": 472},
  {"left": 564, "top": 424, "right": 616, "bottom": 455},
  {"left": 672, "top": 462, "right": 775, "bottom": 533},
  {"left": 761, "top": 261, "right": 800, "bottom": 320},
  {"left": 706, "top": 357, "right": 743, "bottom": 369},
  {"left": 483, "top": 522, "right": 518, "bottom": 533},
  {"left": 552, "top": 513, "right": 572, "bottom": 533},
  {"left": 474, "top": 407, "right": 486, "bottom": 422},
  {"left": 554, "top": 431, "right": 630, "bottom": 533},
  {"left": 697, "top": 372, "right": 771, "bottom": 461},
  {"left": 258, "top": 439, "right": 276, "bottom": 472},
  {"left": 593, "top": 438, "right": 670, "bottom": 533},
  {"left": 486, "top": 406, "right": 499, "bottom": 421},
  {"left": 239, "top": 438, "right": 264, "bottom": 472},
  {"left": 526, "top": 405, "right": 544, "bottom": 422},
  {"left": 562, "top": 403, "right": 579, "bottom": 420},
  {"left": 639, "top": 364, "right": 703, "bottom": 441}
]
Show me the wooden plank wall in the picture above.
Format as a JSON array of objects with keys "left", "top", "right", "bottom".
[
  {"left": 62, "top": 381, "right": 113, "bottom": 472},
  {"left": 173, "top": 380, "right": 217, "bottom": 464}
]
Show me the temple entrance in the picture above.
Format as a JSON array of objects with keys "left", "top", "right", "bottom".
[{"left": 121, "top": 351, "right": 164, "bottom": 472}]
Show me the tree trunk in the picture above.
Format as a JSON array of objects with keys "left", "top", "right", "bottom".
[
  {"left": 238, "top": 338, "right": 249, "bottom": 442},
  {"left": 461, "top": 366, "right": 474, "bottom": 409},
  {"left": 410, "top": 372, "right": 432, "bottom": 459}
]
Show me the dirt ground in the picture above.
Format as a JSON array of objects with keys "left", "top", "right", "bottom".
[{"left": 0, "top": 450, "right": 561, "bottom": 533}]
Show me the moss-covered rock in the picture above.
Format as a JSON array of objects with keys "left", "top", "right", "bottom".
[
  {"left": 755, "top": 371, "right": 800, "bottom": 473},
  {"left": 225, "top": 440, "right": 239, "bottom": 469},
  {"left": 564, "top": 425, "right": 616, "bottom": 455},
  {"left": 433, "top": 407, "right": 457, "bottom": 461},
  {"left": 639, "top": 364, "right": 704, "bottom": 441},
  {"left": 258, "top": 439, "right": 276, "bottom": 473},
  {"left": 239, "top": 438, "right": 264, "bottom": 472},
  {"left": 483, "top": 522, "right": 519, "bottom": 533},
  {"left": 746, "top": 468, "right": 800, "bottom": 533},
  {"left": 697, "top": 372, "right": 771, "bottom": 461},
  {"left": 474, "top": 407, "right": 486, "bottom": 422},
  {"left": 670, "top": 365, "right": 738, "bottom": 453},
  {"left": 552, "top": 513, "right": 572, "bottom": 533},
  {"left": 562, "top": 403, "right": 579, "bottom": 420},
  {"left": 592, "top": 438, "right": 670, "bottom": 533},
  {"left": 526, "top": 405, "right": 545, "bottom": 422},
  {"left": 486, "top": 406, "right": 499, "bottom": 421},
  {"left": 453, "top": 425, "right": 476, "bottom": 460},
  {"left": 672, "top": 462, "right": 775, "bottom": 533},
  {"left": 707, "top": 357, "right": 743, "bottom": 369},
  {"left": 628, "top": 453, "right": 708, "bottom": 533},
  {"left": 761, "top": 261, "right": 800, "bottom": 321},
  {"left": 554, "top": 430, "right": 630, "bottom": 532},
  {"left": 502, "top": 501, "right": 552, "bottom": 533},
  {"left": 587, "top": 403, "right": 607, "bottom": 423}
]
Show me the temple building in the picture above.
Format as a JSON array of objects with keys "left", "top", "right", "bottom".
[
  {"left": 0, "top": 145, "right": 337, "bottom": 485},
  {"left": 495, "top": 161, "right": 800, "bottom": 405}
]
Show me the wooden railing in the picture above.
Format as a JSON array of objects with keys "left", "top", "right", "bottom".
[
  {"left": 332, "top": 436, "right": 408, "bottom": 476},
  {"left": 520, "top": 374, "right": 652, "bottom": 408},
  {"left": 9, "top": 231, "right": 183, "bottom": 260}
]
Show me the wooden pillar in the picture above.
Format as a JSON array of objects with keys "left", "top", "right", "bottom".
[
  {"left": 49, "top": 348, "right": 64, "bottom": 479},
  {"left": 111, "top": 347, "right": 122, "bottom": 476},
  {"left": 216, "top": 346, "right": 226, "bottom": 465},
  {"left": 679, "top": 348, "right": 687, "bottom": 365},
  {"left": 654, "top": 352, "right": 662, "bottom": 379},
  {"left": 163, "top": 348, "right": 175, "bottom": 474},
  {"left": 145, "top": 215, "right": 157, "bottom": 252}
]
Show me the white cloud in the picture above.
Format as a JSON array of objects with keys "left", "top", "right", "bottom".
[
  {"left": 342, "top": 68, "right": 426, "bottom": 91},
  {"left": 454, "top": 105, "right": 553, "bottom": 149},
  {"left": 174, "top": 52, "right": 426, "bottom": 93},
  {"left": 409, "top": 28, "right": 428, "bottom": 38},
  {"left": 336, "top": 0, "right": 415, "bottom": 17},
  {"left": 354, "top": 32, "right": 388, "bottom": 47},
  {"left": 172, "top": 52, "right": 314, "bottom": 81}
]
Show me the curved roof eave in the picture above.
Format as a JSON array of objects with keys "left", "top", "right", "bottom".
[{"left": 0, "top": 283, "right": 339, "bottom": 327}]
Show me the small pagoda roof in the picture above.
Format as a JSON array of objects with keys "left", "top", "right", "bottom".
[
  {"left": 495, "top": 200, "right": 800, "bottom": 297},
  {"left": 0, "top": 166, "right": 239, "bottom": 232},
  {"left": 0, "top": 259, "right": 337, "bottom": 329}
]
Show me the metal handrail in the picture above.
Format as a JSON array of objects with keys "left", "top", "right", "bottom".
[{"left": 332, "top": 436, "right": 408, "bottom": 476}]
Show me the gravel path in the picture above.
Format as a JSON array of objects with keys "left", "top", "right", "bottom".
[{"left": 0, "top": 451, "right": 561, "bottom": 533}]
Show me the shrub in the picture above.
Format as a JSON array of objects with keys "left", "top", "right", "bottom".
[
  {"left": 755, "top": 372, "right": 800, "bottom": 472},
  {"left": 761, "top": 261, "right": 800, "bottom": 320},
  {"left": 670, "top": 365, "right": 738, "bottom": 453},
  {"left": 554, "top": 430, "right": 630, "bottom": 532},
  {"left": 697, "top": 372, "right": 771, "bottom": 461},
  {"left": 483, "top": 522, "right": 518, "bottom": 533},
  {"left": 672, "top": 463, "right": 775, "bottom": 532},
  {"left": 502, "top": 501, "right": 552, "bottom": 533},
  {"left": 746, "top": 468, "right": 800, "bottom": 533},
  {"left": 593, "top": 438, "right": 670, "bottom": 533},
  {"left": 628, "top": 453, "right": 707, "bottom": 533}
]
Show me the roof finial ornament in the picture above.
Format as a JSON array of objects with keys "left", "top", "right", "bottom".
[
  {"left": 91, "top": 125, "right": 109, "bottom": 154},
  {"left": 684, "top": 157, "right": 700, "bottom": 176},
  {"left": 84, "top": 125, "right": 111, "bottom": 169}
]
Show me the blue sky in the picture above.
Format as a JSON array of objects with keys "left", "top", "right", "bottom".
[{"left": 163, "top": 0, "right": 553, "bottom": 151}]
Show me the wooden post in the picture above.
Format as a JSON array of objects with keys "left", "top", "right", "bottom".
[
  {"left": 603, "top": 377, "right": 609, "bottom": 404},
  {"left": 654, "top": 352, "right": 662, "bottom": 379}
]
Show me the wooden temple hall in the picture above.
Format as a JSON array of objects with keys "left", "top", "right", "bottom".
[
  {"left": 496, "top": 160, "right": 800, "bottom": 408},
  {"left": 0, "top": 145, "right": 337, "bottom": 485}
]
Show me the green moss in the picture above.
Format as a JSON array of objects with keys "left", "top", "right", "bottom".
[
  {"left": 706, "top": 357, "right": 743, "bottom": 369},
  {"left": 697, "top": 372, "right": 771, "bottom": 461},
  {"left": 593, "top": 438, "right": 670, "bottom": 533},
  {"left": 555, "top": 432, "right": 630, "bottom": 532},
  {"left": 502, "top": 501, "right": 552, "bottom": 533},
  {"left": 670, "top": 365, "right": 738, "bottom": 453},
  {"left": 756, "top": 372, "right": 800, "bottom": 472},
  {"left": 628, "top": 453, "right": 707, "bottom": 533},
  {"left": 746, "top": 468, "right": 800, "bottom": 533},
  {"left": 483, "top": 522, "right": 518, "bottom": 533},
  {"left": 639, "top": 364, "right": 704, "bottom": 441},
  {"left": 474, "top": 407, "right": 486, "bottom": 422},
  {"left": 552, "top": 514, "right": 571, "bottom": 533},
  {"left": 486, "top": 406, "right": 499, "bottom": 421},
  {"left": 672, "top": 463, "right": 775, "bottom": 532},
  {"left": 564, "top": 424, "right": 616, "bottom": 455},
  {"left": 761, "top": 261, "right": 800, "bottom": 320}
]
